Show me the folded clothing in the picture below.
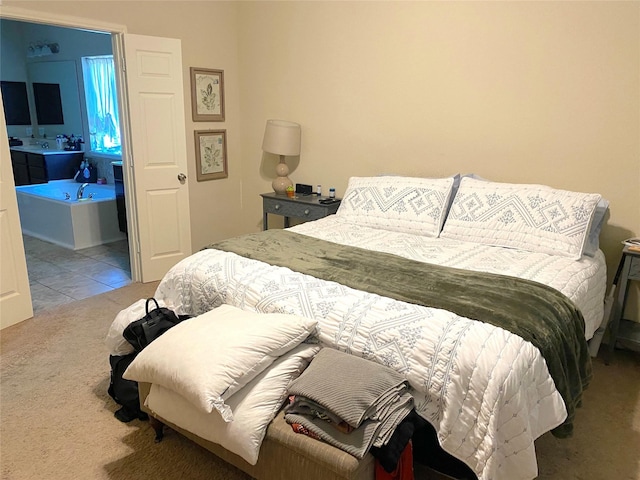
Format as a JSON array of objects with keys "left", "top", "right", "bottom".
[
  {"left": 371, "top": 410, "right": 426, "bottom": 473},
  {"left": 285, "top": 348, "right": 414, "bottom": 458},
  {"left": 375, "top": 440, "right": 414, "bottom": 480}
]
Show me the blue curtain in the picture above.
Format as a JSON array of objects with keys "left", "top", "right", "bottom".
[{"left": 82, "top": 55, "right": 121, "bottom": 154}]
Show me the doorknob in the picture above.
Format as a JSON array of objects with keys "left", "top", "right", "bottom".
[{"left": 177, "top": 173, "right": 187, "bottom": 183}]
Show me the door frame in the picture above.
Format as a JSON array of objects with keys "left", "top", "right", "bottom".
[{"left": 0, "top": 5, "right": 142, "bottom": 282}]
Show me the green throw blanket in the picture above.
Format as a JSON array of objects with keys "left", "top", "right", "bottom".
[{"left": 209, "top": 229, "right": 592, "bottom": 437}]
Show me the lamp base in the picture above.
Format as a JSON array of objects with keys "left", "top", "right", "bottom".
[
  {"left": 272, "top": 176, "right": 293, "bottom": 195},
  {"left": 272, "top": 156, "right": 293, "bottom": 195}
]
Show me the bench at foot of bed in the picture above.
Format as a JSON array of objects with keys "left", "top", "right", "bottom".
[{"left": 138, "top": 382, "right": 375, "bottom": 480}]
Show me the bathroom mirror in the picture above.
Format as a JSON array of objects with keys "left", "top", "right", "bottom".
[
  {"left": 27, "top": 61, "right": 82, "bottom": 135},
  {"left": 32, "top": 82, "right": 64, "bottom": 125},
  {"left": 0, "top": 81, "right": 31, "bottom": 125}
]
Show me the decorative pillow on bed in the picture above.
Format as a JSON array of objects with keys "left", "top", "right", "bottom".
[
  {"left": 123, "top": 304, "right": 317, "bottom": 421},
  {"left": 583, "top": 198, "right": 609, "bottom": 257},
  {"left": 336, "top": 175, "right": 456, "bottom": 237},
  {"left": 145, "top": 343, "right": 321, "bottom": 465},
  {"left": 440, "top": 177, "right": 602, "bottom": 259}
]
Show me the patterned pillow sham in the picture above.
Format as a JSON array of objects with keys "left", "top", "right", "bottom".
[
  {"left": 336, "top": 175, "right": 456, "bottom": 237},
  {"left": 440, "top": 177, "right": 602, "bottom": 259}
]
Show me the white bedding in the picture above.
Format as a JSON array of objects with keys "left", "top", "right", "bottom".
[
  {"left": 142, "top": 216, "right": 606, "bottom": 480},
  {"left": 291, "top": 216, "right": 607, "bottom": 339}
]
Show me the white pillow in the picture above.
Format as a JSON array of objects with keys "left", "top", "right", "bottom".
[
  {"left": 105, "top": 298, "right": 148, "bottom": 356},
  {"left": 145, "top": 343, "right": 321, "bottom": 465},
  {"left": 123, "top": 304, "right": 317, "bottom": 421},
  {"left": 336, "top": 175, "right": 456, "bottom": 237},
  {"left": 440, "top": 178, "right": 602, "bottom": 259},
  {"left": 583, "top": 198, "right": 609, "bottom": 257}
]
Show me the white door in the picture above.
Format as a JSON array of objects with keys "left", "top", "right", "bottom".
[
  {"left": 122, "top": 34, "right": 192, "bottom": 282},
  {"left": 0, "top": 96, "right": 33, "bottom": 328}
]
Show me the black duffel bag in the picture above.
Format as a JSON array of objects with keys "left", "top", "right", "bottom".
[
  {"left": 108, "top": 353, "right": 148, "bottom": 423},
  {"left": 123, "top": 298, "right": 185, "bottom": 352}
]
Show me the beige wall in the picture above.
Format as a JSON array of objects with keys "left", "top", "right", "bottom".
[
  {"left": 236, "top": 1, "right": 639, "bottom": 319},
  {"left": 3, "top": 1, "right": 639, "bottom": 317}
]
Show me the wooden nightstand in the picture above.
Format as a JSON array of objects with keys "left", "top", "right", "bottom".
[
  {"left": 260, "top": 193, "right": 341, "bottom": 230},
  {"left": 606, "top": 245, "right": 640, "bottom": 363}
]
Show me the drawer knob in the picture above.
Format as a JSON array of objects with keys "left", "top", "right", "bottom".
[
  {"left": 304, "top": 209, "right": 310, "bottom": 215},
  {"left": 274, "top": 204, "right": 280, "bottom": 210}
]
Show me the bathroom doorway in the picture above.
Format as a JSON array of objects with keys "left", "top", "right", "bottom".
[
  {"left": 1, "top": 7, "right": 193, "bottom": 327},
  {"left": 1, "top": 18, "right": 132, "bottom": 312}
]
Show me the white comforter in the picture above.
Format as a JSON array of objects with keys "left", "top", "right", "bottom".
[
  {"left": 291, "top": 217, "right": 607, "bottom": 339},
  {"left": 147, "top": 218, "right": 606, "bottom": 480}
]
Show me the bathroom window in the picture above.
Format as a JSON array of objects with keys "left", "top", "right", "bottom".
[{"left": 81, "top": 55, "right": 121, "bottom": 156}]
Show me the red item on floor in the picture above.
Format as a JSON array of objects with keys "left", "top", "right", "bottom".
[{"left": 375, "top": 440, "right": 413, "bottom": 480}]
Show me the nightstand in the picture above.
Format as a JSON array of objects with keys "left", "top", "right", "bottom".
[
  {"left": 260, "top": 193, "right": 341, "bottom": 230},
  {"left": 606, "top": 245, "right": 640, "bottom": 363}
]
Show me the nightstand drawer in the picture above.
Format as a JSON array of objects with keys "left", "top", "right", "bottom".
[
  {"left": 264, "top": 199, "right": 333, "bottom": 220},
  {"left": 261, "top": 193, "right": 341, "bottom": 230}
]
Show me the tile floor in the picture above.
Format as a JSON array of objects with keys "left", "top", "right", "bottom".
[{"left": 23, "top": 234, "right": 132, "bottom": 313}]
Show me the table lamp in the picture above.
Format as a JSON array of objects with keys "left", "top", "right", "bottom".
[{"left": 262, "top": 119, "right": 301, "bottom": 195}]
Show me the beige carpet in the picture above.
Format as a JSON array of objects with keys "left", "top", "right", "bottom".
[{"left": 1, "top": 282, "right": 639, "bottom": 480}]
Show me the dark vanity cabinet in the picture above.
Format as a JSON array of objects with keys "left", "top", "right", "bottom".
[
  {"left": 112, "top": 162, "right": 127, "bottom": 234},
  {"left": 10, "top": 150, "right": 30, "bottom": 185},
  {"left": 40, "top": 152, "right": 83, "bottom": 181},
  {"left": 10, "top": 149, "right": 83, "bottom": 184},
  {"left": 25, "top": 153, "right": 48, "bottom": 184}
]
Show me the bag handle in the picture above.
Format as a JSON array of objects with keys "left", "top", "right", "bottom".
[{"left": 145, "top": 298, "right": 160, "bottom": 314}]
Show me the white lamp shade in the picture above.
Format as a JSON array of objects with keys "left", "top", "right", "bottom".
[{"left": 262, "top": 120, "right": 301, "bottom": 156}]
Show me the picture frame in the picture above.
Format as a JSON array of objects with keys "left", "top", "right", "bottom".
[
  {"left": 190, "top": 67, "right": 225, "bottom": 122},
  {"left": 195, "top": 130, "right": 228, "bottom": 181}
]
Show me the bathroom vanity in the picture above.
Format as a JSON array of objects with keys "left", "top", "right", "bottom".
[
  {"left": 112, "top": 161, "right": 127, "bottom": 234},
  {"left": 10, "top": 146, "right": 84, "bottom": 185}
]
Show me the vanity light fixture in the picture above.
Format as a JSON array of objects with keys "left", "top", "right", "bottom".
[{"left": 27, "top": 41, "right": 60, "bottom": 58}]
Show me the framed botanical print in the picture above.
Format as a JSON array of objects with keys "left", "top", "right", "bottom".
[
  {"left": 190, "top": 67, "right": 225, "bottom": 121},
  {"left": 195, "top": 130, "right": 228, "bottom": 181}
]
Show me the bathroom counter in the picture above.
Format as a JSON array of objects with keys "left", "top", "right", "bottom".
[{"left": 10, "top": 145, "right": 84, "bottom": 156}]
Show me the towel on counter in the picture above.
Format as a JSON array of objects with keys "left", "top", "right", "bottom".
[{"left": 285, "top": 348, "right": 414, "bottom": 458}]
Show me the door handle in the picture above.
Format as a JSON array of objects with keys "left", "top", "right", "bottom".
[{"left": 177, "top": 173, "right": 187, "bottom": 183}]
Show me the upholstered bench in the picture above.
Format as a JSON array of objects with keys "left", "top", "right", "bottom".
[{"left": 139, "top": 382, "right": 375, "bottom": 480}]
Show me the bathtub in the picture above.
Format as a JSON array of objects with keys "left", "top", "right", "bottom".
[{"left": 15, "top": 179, "right": 126, "bottom": 250}]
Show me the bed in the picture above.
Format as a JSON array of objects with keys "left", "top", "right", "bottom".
[{"left": 110, "top": 175, "right": 608, "bottom": 480}]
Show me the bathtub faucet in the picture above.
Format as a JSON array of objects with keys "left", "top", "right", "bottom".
[{"left": 77, "top": 183, "right": 89, "bottom": 200}]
